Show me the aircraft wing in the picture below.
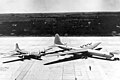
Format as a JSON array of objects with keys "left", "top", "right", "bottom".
[
  {"left": 62, "top": 49, "right": 88, "bottom": 55},
  {"left": 55, "top": 42, "right": 101, "bottom": 51},
  {"left": 2, "top": 55, "right": 20, "bottom": 58},
  {"left": 2, "top": 53, "right": 29, "bottom": 58},
  {"left": 3, "top": 58, "right": 25, "bottom": 63}
]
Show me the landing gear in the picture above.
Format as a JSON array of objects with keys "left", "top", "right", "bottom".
[
  {"left": 114, "top": 58, "right": 120, "bottom": 61},
  {"left": 21, "top": 59, "right": 24, "bottom": 61},
  {"left": 84, "top": 56, "right": 88, "bottom": 59},
  {"left": 81, "top": 56, "right": 88, "bottom": 59}
]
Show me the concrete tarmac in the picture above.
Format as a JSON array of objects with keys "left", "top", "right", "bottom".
[{"left": 0, "top": 37, "right": 120, "bottom": 80}]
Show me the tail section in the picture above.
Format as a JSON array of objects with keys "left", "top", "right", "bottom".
[
  {"left": 95, "top": 48, "right": 102, "bottom": 51},
  {"left": 54, "top": 34, "right": 64, "bottom": 45},
  {"left": 15, "top": 43, "right": 21, "bottom": 52}
]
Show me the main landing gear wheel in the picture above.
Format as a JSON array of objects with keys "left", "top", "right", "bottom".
[{"left": 114, "top": 58, "right": 120, "bottom": 61}]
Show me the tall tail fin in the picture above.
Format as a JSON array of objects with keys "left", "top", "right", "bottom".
[
  {"left": 54, "top": 34, "right": 64, "bottom": 45},
  {"left": 15, "top": 43, "right": 21, "bottom": 52}
]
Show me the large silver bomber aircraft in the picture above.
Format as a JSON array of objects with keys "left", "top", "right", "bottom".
[{"left": 48, "top": 34, "right": 120, "bottom": 61}]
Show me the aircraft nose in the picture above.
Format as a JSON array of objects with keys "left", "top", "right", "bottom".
[{"left": 110, "top": 50, "right": 120, "bottom": 55}]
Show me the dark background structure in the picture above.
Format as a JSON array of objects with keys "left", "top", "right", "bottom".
[{"left": 0, "top": 12, "right": 120, "bottom": 36}]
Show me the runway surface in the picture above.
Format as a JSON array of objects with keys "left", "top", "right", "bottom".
[{"left": 0, "top": 36, "right": 120, "bottom": 80}]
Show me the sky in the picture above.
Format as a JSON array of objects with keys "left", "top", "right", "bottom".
[{"left": 0, "top": 0, "right": 120, "bottom": 13}]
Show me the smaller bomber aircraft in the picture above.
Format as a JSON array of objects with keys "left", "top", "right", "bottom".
[{"left": 2, "top": 43, "right": 45, "bottom": 63}]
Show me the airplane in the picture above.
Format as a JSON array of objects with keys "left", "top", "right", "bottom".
[
  {"left": 3, "top": 51, "right": 42, "bottom": 63},
  {"left": 43, "top": 34, "right": 120, "bottom": 61},
  {"left": 2, "top": 44, "right": 44, "bottom": 63}
]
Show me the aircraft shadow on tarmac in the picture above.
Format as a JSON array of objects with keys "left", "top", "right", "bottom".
[
  {"left": 44, "top": 56, "right": 82, "bottom": 65},
  {"left": 3, "top": 55, "right": 114, "bottom": 64},
  {"left": 3, "top": 57, "right": 42, "bottom": 63},
  {"left": 44, "top": 55, "right": 114, "bottom": 65},
  {"left": 3, "top": 59, "right": 25, "bottom": 63}
]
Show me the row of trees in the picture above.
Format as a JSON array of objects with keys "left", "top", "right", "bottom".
[{"left": 0, "top": 13, "right": 120, "bottom": 36}]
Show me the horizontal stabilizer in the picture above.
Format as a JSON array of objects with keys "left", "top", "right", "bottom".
[{"left": 95, "top": 48, "right": 102, "bottom": 51}]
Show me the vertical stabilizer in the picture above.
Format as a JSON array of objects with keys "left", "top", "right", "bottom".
[
  {"left": 15, "top": 43, "right": 21, "bottom": 52},
  {"left": 54, "top": 34, "right": 64, "bottom": 45}
]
